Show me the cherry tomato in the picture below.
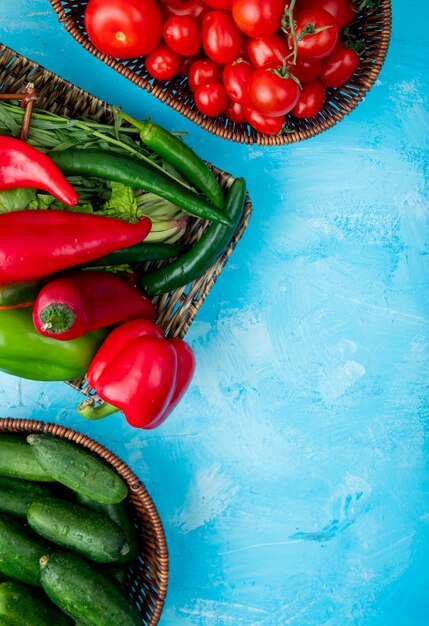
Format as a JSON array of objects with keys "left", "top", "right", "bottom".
[
  {"left": 319, "top": 42, "right": 360, "bottom": 87},
  {"left": 160, "top": 0, "right": 209, "bottom": 23},
  {"left": 202, "top": 11, "right": 242, "bottom": 64},
  {"left": 249, "top": 67, "right": 301, "bottom": 117},
  {"left": 293, "top": 8, "right": 339, "bottom": 60},
  {"left": 163, "top": 16, "right": 201, "bottom": 56},
  {"left": 290, "top": 80, "right": 326, "bottom": 117},
  {"left": 248, "top": 35, "right": 290, "bottom": 69},
  {"left": 84, "top": 0, "right": 162, "bottom": 59},
  {"left": 289, "top": 57, "right": 322, "bottom": 83},
  {"left": 145, "top": 43, "right": 182, "bottom": 80},
  {"left": 297, "top": 0, "right": 355, "bottom": 30},
  {"left": 188, "top": 58, "right": 223, "bottom": 91},
  {"left": 231, "top": 0, "right": 285, "bottom": 38},
  {"left": 245, "top": 104, "right": 285, "bottom": 134},
  {"left": 222, "top": 59, "right": 254, "bottom": 104},
  {"left": 194, "top": 80, "right": 229, "bottom": 116},
  {"left": 226, "top": 99, "right": 248, "bottom": 123},
  {"left": 204, "top": 0, "right": 233, "bottom": 8}
]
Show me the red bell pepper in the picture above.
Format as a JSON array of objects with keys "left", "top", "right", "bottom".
[
  {"left": 85, "top": 318, "right": 196, "bottom": 429},
  {"left": 0, "top": 210, "right": 151, "bottom": 284},
  {"left": 0, "top": 136, "right": 79, "bottom": 206},
  {"left": 32, "top": 270, "right": 156, "bottom": 341}
]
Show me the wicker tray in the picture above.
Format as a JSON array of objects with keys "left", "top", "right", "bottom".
[
  {"left": 0, "top": 42, "right": 252, "bottom": 403},
  {"left": 49, "top": 0, "right": 391, "bottom": 146},
  {"left": 0, "top": 418, "right": 168, "bottom": 626}
]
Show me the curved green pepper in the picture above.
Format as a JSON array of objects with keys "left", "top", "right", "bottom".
[{"left": 0, "top": 308, "right": 106, "bottom": 381}]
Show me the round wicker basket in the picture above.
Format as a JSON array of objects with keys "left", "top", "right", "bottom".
[
  {"left": 49, "top": 0, "right": 391, "bottom": 145},
  {"left": 0, "top": 418, "right": 168, "bottom": 626}
]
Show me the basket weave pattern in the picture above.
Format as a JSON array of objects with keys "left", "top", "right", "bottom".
[
  {"left": 0, "top": 43, "right": 252, "bottom": 402},
  {"left": 0, "top": 419, "right": 168, "bottom": 626},
  {"left": 49, "top": 0, "right": 391, "bottom": 145}
]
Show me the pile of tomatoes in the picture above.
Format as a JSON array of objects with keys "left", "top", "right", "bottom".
[{"left": 84, "top": 0, "right": 364, "bottom": 135}]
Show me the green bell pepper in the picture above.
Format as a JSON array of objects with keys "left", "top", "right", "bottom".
[{"left": 0, "top": 308, "right": 106, "bottom": 381}]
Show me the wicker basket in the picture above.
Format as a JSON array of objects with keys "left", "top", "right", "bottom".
[
  {"left": 0, "top": 418, "right": 168, "bottom": 625},
  {"left": 49, "top": 0, "right": 391, "bottom": 146},
  {"left": 0, "top": 43, "right": 252, "bottom": 404}
]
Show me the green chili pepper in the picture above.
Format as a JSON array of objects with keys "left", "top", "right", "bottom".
[
  {"left": 50, "top": 149, "right": 231, "bottom": 226},
  {"left": 140, "top": 177, "right": 246, "bottom": 296},
  {"left": 0, "top": 308, "right": 106, "bottom": 381},
  {"left": 0, "top": 280, "right": 43, "bottom": 310},
  {"left": 118, "top": 112, "right": 225, "bottom": 209},
  {"left": 86, "top": 242, "right": 188, "bottom": 267}
]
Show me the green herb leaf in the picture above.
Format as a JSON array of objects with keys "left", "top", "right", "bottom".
[{"left": 0, "top": 187, "right": 37, "bottom": 212}]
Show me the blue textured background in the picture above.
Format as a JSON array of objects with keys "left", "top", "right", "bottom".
[{"left": 1, "top": 1, "right": 428, "bottom": 624}]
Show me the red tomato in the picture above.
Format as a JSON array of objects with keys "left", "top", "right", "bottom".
[
  {"left": 145, "top": 43, "right": 182, "bottom": 79},
  {"left": 204, "top": 0, "right": 232, "bottom": 8},
  {"left": 163, "top": 16, "right": 201, "bottom": 56},
  {"left": 290, "top": 80, "right": 326, "bottom": 117},
  {"left": 194, "top": 80, "right": 229, "bottom": 116},
  {"left": 222, "top": 59, "right": 254, "bottom": 104},
  {"left": 160, "top": 0, "right": 209, "bottom": 23},
  {"left": 231, "top": 0, "right": 285, "bottom": 38},
  {"left": 226, "top": 99, "right": 248, "bottom": 123},
  {"left": 84, "top": 0, "right": 162, "bottom": 59},
  {"left": 202, "top": 11, "right": 242, "bottom": 64},
  {"left": 249, "top": 67, "right": 301, "bottom": 117},
  {"left": 246, "top": 104, "right": 285, "bottom": 134},
  {"left": 293, "top": 8, "right": 339, "bottom": 60},
  {"left": 297, "top": 0, "right": 355, "bottom": 30},
  {"left": 319, "top": 42, "right": 360, "bottom": 87},
  {"left": 188, "top": 58, "right": 223, "bottom": 90},
  {"left": 289, "top": 57, "right": 322, "bottom": 82},
  {"left": 248, "top": 35, "right": 290, "bottom": 69}
]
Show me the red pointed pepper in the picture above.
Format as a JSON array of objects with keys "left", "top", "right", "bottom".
[
  {"left": 0, "top": 210, "right": 151, "bottom": 284},
  {"left": 0, "top": 136, "right": 79, "bottom": 206},
  {"left": 32, "top": 271, "right": 156, "bottom": 341},
  {"left": 85, "top": 318, "right": 196, "bottom": 429}
]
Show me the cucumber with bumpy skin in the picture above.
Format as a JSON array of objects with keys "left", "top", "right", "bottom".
[
  {"left": 0, "top": 513, "right": 48, "bottom": 586},
  {"left": 0, "top": 435, "right": 52, "bottom": 482},
  {"left": 76, "top": 493, "right": 139, "bottom": 563},
  {"left": 27, "top": 434, "right": 128, "bottom": 504},
  {"left": 40, "top": 552, "right": 141, "bottom": 626},
  {"left": 0, "top": 476, "right": 54, "bottom": 518},
  {"left": 27, "top": 498, "right": 130, "bottom": 563},
  {"left": 0, "top": 581, "right": 72, "bottom": 626}
]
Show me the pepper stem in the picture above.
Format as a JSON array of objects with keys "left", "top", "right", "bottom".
[
  {"left": 39, "top": 303, "right": 77, "bottom": 333},
  {"left": 78, "top": 398, "right": 121, "bottom": 420}
]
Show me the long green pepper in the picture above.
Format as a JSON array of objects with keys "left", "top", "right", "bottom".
[
  {"left": 140, "top": 177, "right": 246, "bottom": 296},
  {"left": 50, "top": 149, "right": 231, "bottom": 226},
  {"left": 118, "top": 112, "right": 225, "bottom": 209}
]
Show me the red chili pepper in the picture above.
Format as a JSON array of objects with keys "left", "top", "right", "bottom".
[
  {"left": 86, "top": 318, "right": 196, "bottom": 429},
  {"left": 32, "top": 271, "right": 156, "bottom": 341},
  {"left": 0, "top": 210, "right": 151, "bottom": 284},
  {"left": 0, "top": 136, "right": 79, "bottom": 206}
]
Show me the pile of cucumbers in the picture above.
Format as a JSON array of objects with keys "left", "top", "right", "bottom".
[{"left": 0, "top": 432, "right": 143, "bottom": 625}]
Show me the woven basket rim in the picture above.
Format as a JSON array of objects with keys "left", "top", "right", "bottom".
[
  {"left": 0, "top": 418, "right": 168, "bottom": 625},
  {"left": 49, "top": 0, "right": 392, "bottom": 146}
]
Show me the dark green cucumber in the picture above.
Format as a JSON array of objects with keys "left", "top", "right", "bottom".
[
  {"left": 76, "top": 494, "right": 139, "bottom": 563},
  {"left": 0, "top": 581, "right": 72, "bottom": 626},
  {"left": 27, "top": 434, "right": 128, "bottom": 504},
  {"left": 0, "top": 435, "right": 52, "bottom": 482},
  {"left": 0, "top": 476, "right": 54, "bottom": 518},
  {"left": 27, "top": 499, "right": 130, "bottom": 563},
  {"left": 40, "top": 552, "right": 141, "bottom": 626},
  {"left": 0, "top": 513, "right": 48, "bottom": 586}
]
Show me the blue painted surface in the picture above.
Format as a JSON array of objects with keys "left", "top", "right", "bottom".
[{"left": 0, "top": 1, "right": 428, "bottom": 624}]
